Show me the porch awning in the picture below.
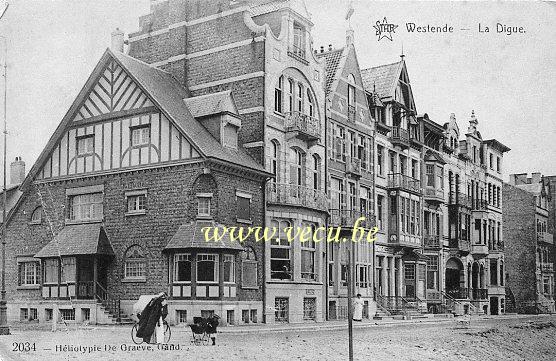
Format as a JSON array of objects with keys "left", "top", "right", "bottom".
[
  {"left": 34, "top": 223, "right": 115, "bottom": 258},
  {"left": 164, "top": 221, "right": 245, "bottom": 251}
]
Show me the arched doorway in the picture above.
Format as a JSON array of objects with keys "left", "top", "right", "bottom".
[{"left": 445, "top": 257, "right": 464, "bottom": 298}]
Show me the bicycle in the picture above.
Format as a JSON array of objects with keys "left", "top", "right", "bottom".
[{"left": 131, "top": 320, "right": 171, "bottom": 344}]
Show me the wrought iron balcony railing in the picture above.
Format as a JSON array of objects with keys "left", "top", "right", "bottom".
[
  {"left": 328, "top": 209, "right": 375, "bottom": 229},
  {"left": 424, "top": 234, "right": 441, "bottom": 249},
  {"left": 387, "top": 173, "right": 421, "bottom": 194},
  {"left": 448, "top": 192, "right": 472, "bottom": 208},
  {"left": 266, "top": 182, "right": 327, "bottom": 211},
  {"left": 445, "top": 287, "right": 469, "bottom": 300},
  {"left": 390, "top": 126, "right": 409, "bottom": 147},
  {"left": 284, "top": 111, "right": 320, "bottom": 140}
]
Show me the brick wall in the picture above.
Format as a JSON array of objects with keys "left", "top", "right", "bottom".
[
  {"left": 6, "top": 162, "right": 265, "bottom": 304},
  {"left": 502, "top": 183, "right": 537, "bottom": 313}
]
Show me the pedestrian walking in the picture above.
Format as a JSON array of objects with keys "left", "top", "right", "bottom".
[
  {"left": 136, "top": 292, "right": 168, "bottom": 344},
  {"left": 353, "top": 294, "right": 364, "bottom": 322},
  {"left": 206, "top": 314, "right": 220, "bottom": 345}
]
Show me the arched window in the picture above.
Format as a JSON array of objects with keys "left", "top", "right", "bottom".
[
  {"left": 270, "top": 140, "right": 280, "bottom": 182},
  {"left": 124, "top": 245, "right": 146, "bottom": 280},
  {"left": 306, "top": 89, "right": 314, "bottom": 117},
  {"left": 241, "top": 246, "right": 258, "bottom": 288},
  {"left": 30, "top": 206, "right": 43, "bottom": 224},
  {"left": 312, "top": 154, "right": 321, "bottom": 191},
  {"left": 274, "top": 76, "right": 283, "bottom": 113}
]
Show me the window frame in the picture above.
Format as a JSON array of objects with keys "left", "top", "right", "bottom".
[
  {"left": 68, "top": 192, "right": 103, "bottom": 222},
  {"left": 30, "top": 206, "right": 43, "bottom": 224},
  {"left": 223, "top": 254, "right": 235, "bottom": 284},
  {"left": 76, "top": 134, "right": 95, "bottom": 156},
  {"left": 236, "top": 191, "right": 252, "bottom": 223},
  {"left": 197, "top": 193, "right": 212, "bottom": 219},
  {"left": 18, "top": 260, "right": 40, "bottom": 287},
  {"left": 124, "top": 245, "right": 147, "bottom": 281},
  {"left": 130, "top": 124, "right": 151, "bottom": 147},
  {"left": 196, "top": 253, "right": 219, "bottom": 283},
  {"left": 173, "top": 253, "right": 192, "bottom": 284}
]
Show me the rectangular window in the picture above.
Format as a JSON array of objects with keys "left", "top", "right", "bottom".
[
  {"left": 125, "top": 257, "right": 146, "bottom": 279},
  {"left": 60, "top": 309, "right": 76, "bottom": 321},
  {"left": 176, "top": 310, "right": 187, "bottom": 324},
  {"left": 131, "top": 126, "right": 150, "bottom": 146},
  {"left": 223, "top": 254, "right": 235, "bottom": 283},
  {"left": 490, "top": 259, "right": 498, "bottom": 285},
  {"left": 275, "top": 298, "right": 289, "bottom": 322},
  {"left": 377, "top": 195, "right": 384, "bottom": 230},
  {"left": 61, "top": 257, "right": 76, "bottom": 283},
  {"left": 270, "top": 220, "right": 291, "bottom": 280},
  {"left": 489, "top": 153, "right": 494, "bottom": 169},
  {"left": 197, "top": 254, "right": 218, "bottom": 283},
  {"left": 226, "top": 310, "right": 235, "bottom": 325},
  {"left": 426, "top": 164, "right": 435, "bottom": 187},
  {"left": 274, "top": 76, "right": 283, "bottom": 113},
  {"left": 76, "top": 135, "right": 94, "bottom": 155},
  {"left": 18, "top": 261, "right": 40, "bottom": 286},
  {"left": 44, "top": 259, "right": 59, "bottom": 284},
  {"left": 20, "top": 308, "right": 28, "bottom": 321},
  {"left": 250, "top": 309, "right": 258, "bottom": 323},
  {"left": 358, "top": 265, "right": 368, "bottom": 288},
  {"left": 377, "top": 145, "right": 384, "bottom": 176},
  {"left": 29, "top": 308, "right": 38, "bottom": 321},
  {"left": 303, "top": 298, "right": 316, "bottom": 320},
  {"left": 197, "top": 196, "right": 211, "bottom": 217},
  {"left": 341, "top": 264, "right": 348, "bottom": 286},
  {"left": 236, "top": 194, "right": 251, "bottom": 222},
  {"left": 496, "top": 157, "right": 501, "bottom": 172},
  {"left": 126, "top": 193, "right": 146, "bottom": 213},
  {"left": 426, "top": 256, "right": 438, "bottom": 290},
  {"left": 69, "top": 192, "right": 103, "bottom": 221},
  {"left": 411, "top": 159, "right": 418, "bottom": 179},
  {"left": 301, "top": 228, "right": 316, "bottom": 280},
  {"left": 242, "top": 309, "right": 250, "bottom": 323},
  {"left": 173, "top": 253, "right": 191, "bottom": 283}
]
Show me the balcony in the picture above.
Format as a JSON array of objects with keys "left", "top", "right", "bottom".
[
  {"left": 450, "top": 238, "right": 470, "bottom": 253},
  {"left": 423, "top": 187, "right": 444, "bottom": 203},
  {"left": 541, "top": 263, "right": 554, "bottom": 273},
  {"left": 389, "top": 126, "right": 410, "bottom": 148},
  {"left": 446, "top": 287, "right": 469, "bottom": 300},
  {"left": 471, "top": 243, "right": 489, "bottom": 255},
  {"left": 537, "top": 232, "right": 554, "bottom": 245},
  {"left": 387, "top": 173, "right": 421, "bottom": 194},
  {"left": 472, "top": 199, "right": 488, "bottom": 211},
  {"left": 266, "top": 183, "right": 327, "bottom": 211},
  {"left": 287, "top": 45, "right": 308, "bottom": 65},
  {"left": 328, "top": 209, "right": 375, "bottom": 229},
  {"left": 348, "top": 105, "right": 356, "bottom": 123},
  {"left": 448, "top": 192, "right": 471, "bottom": 208},
  {"left": 346, "top": 156, "right": 362, "bottom": 177},
  {"left": 424, "top": 234, "right": 441, "bottom": 249},
  {"left": 284, "top": 111, "right": 320, "bottom": 141},
  {"left": 471, "top": 288, "right": 488, "bottom": 300}
]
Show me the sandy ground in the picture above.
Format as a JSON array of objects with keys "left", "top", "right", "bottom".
[{"left": 0, "top": 315, "right": 555, "bottom": 361}]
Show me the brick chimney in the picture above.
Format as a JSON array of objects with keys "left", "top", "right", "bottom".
[
  {"left": 531, "top": 172, "right": 542, "bottom": 184},
  {"left": 111, "top": 28, "right": 125, "bottom": 53},
  {"left": 10, "top": 156, "right": 25, "bottom": 185}
]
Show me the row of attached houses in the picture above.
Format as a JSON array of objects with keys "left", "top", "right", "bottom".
[{"left": 2, "top": 0, "right": 532, "bottom": 326}]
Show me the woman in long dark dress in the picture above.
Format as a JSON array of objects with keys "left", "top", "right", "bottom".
[{"left": 136, "top": 293, "right": 168, "bottom": 343}]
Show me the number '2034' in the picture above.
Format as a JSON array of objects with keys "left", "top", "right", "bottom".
[{"left": 12, "top": 342, "right": 36, "bottom": 352}]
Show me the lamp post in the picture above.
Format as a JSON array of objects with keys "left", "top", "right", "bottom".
[{"left": 0, "top": 0, "right": 10, "bottom": 336}]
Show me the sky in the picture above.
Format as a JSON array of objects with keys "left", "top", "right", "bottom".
[{"left": 0, "top": 0, "right": 554, "bottom": 185}]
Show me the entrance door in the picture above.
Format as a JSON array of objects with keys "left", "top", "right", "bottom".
[
  {"left": 77, "top": 257, "right": 94, "bottom": 299},
  {"left": 490, "top": 297, "right": 499, "bottom": 315},
  {"left": 445, "top": 257, "right": 463, "bottom": 298},
  {"left": 404, "top": 263, "right": 416, "bottom": 299}
]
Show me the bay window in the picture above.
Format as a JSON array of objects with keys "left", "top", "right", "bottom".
[{"left": 174, "top": 254, "right": 191, "bottom": 282}]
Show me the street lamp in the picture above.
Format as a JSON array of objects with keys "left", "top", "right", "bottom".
[{"left": 0, "top": 0, "right": 9, "bottom": 336}]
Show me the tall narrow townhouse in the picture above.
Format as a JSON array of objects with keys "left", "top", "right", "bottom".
[
  {"left": 362, "top": 59, "right": 427, "bottom": 313},
  {"left": 439, "top": 111, "right": 510, "bottom": 315},
  {"left": 128, "top": 0, "right": 327, "bottom": 323},
  {"left": 503, "top": 173, "right": 554, "bottom": 313},
  {"left": 5, "top": 48, "right": 271, "bottom": 325},
  {"left": 316, "top": 32, "right": 376, "bottom": 320}
]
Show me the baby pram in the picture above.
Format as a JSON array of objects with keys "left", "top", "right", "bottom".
[{"left": 189, "top": 317, "right": 211, "bottom": 346}]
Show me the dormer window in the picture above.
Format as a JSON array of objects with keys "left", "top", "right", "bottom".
[{"left": 292, "top": 22, "right": 305, "bottom": 59}]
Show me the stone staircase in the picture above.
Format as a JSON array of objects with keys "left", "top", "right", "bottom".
[{"left": 98, "top": 301, "right": 135, "bottom": 324}]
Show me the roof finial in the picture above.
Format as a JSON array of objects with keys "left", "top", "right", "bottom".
[{"left": 400, "top": 42, "right": 405, "bottom": 60}]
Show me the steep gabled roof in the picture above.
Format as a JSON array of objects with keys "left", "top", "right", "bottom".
[
  {"left": 316, "top": 47, "right": 344, "bottom": 94},
  {"left": 0, "top": 185, "right": 22, "bottom": 224},
  {"left": 21, "top": 49, "right": 268, "bottom": 190},
  {"left": 361, "top": 61, "right": 403, "bottom": 100}
]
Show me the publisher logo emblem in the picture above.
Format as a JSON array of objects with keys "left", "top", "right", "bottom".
[{"left": 374, "top": 17, "right": 398, "bottom": 41}]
